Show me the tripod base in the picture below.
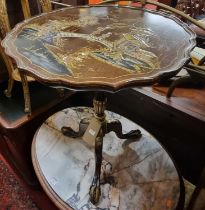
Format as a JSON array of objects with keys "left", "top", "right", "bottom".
[{"left": 61, "top": 93, "right": 141, "bottom": 204}]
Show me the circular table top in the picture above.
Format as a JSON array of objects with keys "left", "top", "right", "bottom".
[
  {"left": 3, "top": 6, "right": 195, "bottom": 91},
  {"left": 32, "top": 107, "right": 183, "bottom": 210}
]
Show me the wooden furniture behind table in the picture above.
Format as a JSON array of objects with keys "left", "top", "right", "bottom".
[
  {"left": 73, "top": 85, "right": 205, "bottom": 185},
  {"left": 0, "top": 82, "right": 75, "bottom": 186},
  {"left": 55, "top": 83, "right": 205, "bottom": 209},
  {"left": 72, "top": 84, "right": 205, "bottom": 209},
  {"left": 65, "top": 85, "right": 205, "bottom": 210}
]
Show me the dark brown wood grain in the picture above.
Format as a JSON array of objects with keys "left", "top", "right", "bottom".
[
  {"left": 140, "top": 85, "right": 205, "bottom": 122},
  {"left": 106, "top": 87, "right": 205, "bottom": 184}
]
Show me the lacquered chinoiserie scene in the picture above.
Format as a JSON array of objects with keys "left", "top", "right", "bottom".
[
  {"left": 0, "top": 1, "right": 205, "bottom": 210},
  {"left": 3, "top": 5, "right": 195, "bottom": 90}
]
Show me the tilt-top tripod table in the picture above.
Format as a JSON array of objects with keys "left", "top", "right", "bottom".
[{"left": 2, "top": 5, "right": 195, "bottom": 209}]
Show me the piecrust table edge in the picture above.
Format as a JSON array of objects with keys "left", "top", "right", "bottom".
[{"left": 2, "top": 5, "right": 196, "bottom": 92}]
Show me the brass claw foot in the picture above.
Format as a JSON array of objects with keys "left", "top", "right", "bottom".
[
  {"left": 4, "top": 89, "right": 12, "bottom": 98},
  {"left": 24, "top": 107, "right": 31, "bottom": 115},
  {"left": 106, "top": 120, "right": 142, "bottom": 139},
  {"left": 4, "top": 78, "right": 14, "bottom": 98},
  {"left": 19, "top": 72, "right": 31, "bottom": 114},
  {"left": 61, "top": 119, "right": 89, "bottom": 138},
  {"left": 90, "top": 129, "right": 103, "bottom": 205},
  {"left": 89, "top": 183, "right": 101, "bottom": 205}
]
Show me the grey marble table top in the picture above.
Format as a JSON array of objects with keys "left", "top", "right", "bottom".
[{"left": 32, "top": 107, "right": 182, "bottom": 210}]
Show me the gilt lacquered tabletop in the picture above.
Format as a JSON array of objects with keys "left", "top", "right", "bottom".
[{"left": 2, "top": 6, "right": 196, "bottom": 91}]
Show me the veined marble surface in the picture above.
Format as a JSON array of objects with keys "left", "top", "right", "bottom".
[{"left": 34, "top": 107, "right": 181, "bottom": 210}]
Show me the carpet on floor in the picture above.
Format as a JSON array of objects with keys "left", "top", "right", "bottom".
[
  {"left": 0, "top": 153, "right": 58, "bottom": 210},
  {"left": 0, "top": 150, "right": 198, "bottom": 210},
  {"left": 0, "top": 153, "right": 39, "bottom": 210}
]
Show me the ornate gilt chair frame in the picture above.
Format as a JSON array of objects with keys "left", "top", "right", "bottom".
[
  {"left": 0, "top": 0, "right": 33, "bottom": 114},
  {"left": 39, "top": 0, "right": 74, "bottom": 13},
  {"left": 0, "top": 0, "right": 70, "bottom": 114}
]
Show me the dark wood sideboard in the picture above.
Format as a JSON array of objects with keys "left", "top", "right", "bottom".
[
  {"left": 73, "top": 85, "right": 205, "bottom": 185},
  {"left": 0, "top": 82, "right": 75, "bottom": 186}
]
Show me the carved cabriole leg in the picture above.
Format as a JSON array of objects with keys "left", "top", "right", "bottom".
[
  {"left": 20, "top": 0, "right": 31, "bottom": 19},
  {"left": 19, "top": 71, "right": 31, "bottom": 115},
  {"left": 39, "top": 0, "right": 52, "bottom": 13},
  {"left": 61, "top": 118, "right": 89, "bottom": 138},
  {"left": 89, "top": 128, "right": 104, "bottom": 205},
  {"left": 61, "top": 92, "right": 107, "bottom": 138},
  {"left": 106, "top": 120, "right": 142, "bottom": 139},
  {"left": 4, "top": 77, "right": 14, "bottom": 98},
  {"left": 0, "top": 43, "right": 15, "bottom": 98},
  {"left": 89, "top": 93, "right": 106, "bottom": 204},
  {"left": 0, "top": 0, "right": 11, "bottom": 36}
]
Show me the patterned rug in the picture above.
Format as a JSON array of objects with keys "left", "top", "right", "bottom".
[
  {"left": 0, "top": 146, "right": 196, "bottom": 210},
  {"left": 0, "top": 153, "right": 39, "bottom": 210}
]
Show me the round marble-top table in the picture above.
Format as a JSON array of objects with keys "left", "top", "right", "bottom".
[{"left": 32, "top": 107, "right": 183, "bottom": 210}]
